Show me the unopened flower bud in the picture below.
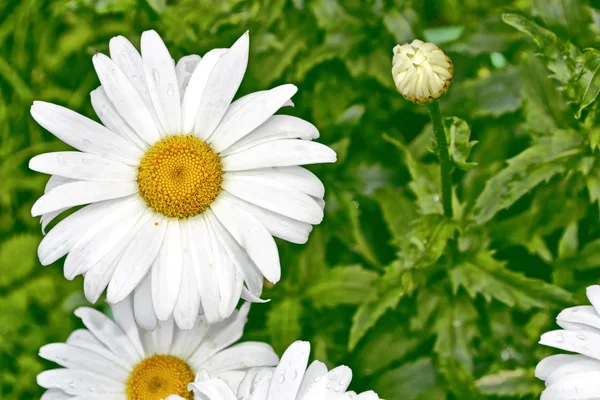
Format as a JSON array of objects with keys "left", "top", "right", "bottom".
[{"left": 392, "top": 40, "right": 453, "bottom": 104}]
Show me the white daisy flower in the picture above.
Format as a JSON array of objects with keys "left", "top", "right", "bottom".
[
  {"left": 30, "top": 30, "right": 336, "bottom": 329},
  {"left": 536, "top": 285, "right": 600, "bottom": 399},
  {"left": 37, "top": 298, "right": 278, "bottom": 400},
  {"left": 168, "top": 341, "right": 382, "bottom": 400},
  {"left": 391, "top": 39, "right": 453, "bottom": 104}
]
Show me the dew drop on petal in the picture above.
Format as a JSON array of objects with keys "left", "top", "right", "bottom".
[
  {"left": 555, "top": 333, "right": 565, "bottom": 343},
  {"left": 152, "top": 69, "right": 161, "bottom": 84}
]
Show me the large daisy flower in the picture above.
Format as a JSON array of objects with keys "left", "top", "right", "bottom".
[
  {"left": 536, "top": 285, "right": 600, "bottom": 399},
  {"left": 168, "top": 341, "right": 382, "bottom": 400},
  {"left": 37, "top": 299, "right": 278, "bottom": 399},
  {"left": 30, "top": 30, "right": 336, "bottom": 329}
]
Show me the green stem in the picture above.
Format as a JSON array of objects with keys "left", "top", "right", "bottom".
[{"left": 427, "top": 102, "right": 453, "bottom": 218}]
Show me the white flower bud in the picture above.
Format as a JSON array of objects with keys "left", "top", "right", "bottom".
[{"left": 392, "top": 39, "right": 453, "bottom": 104}]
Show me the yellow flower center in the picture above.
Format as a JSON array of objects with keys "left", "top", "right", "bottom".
[
  {"left": 137, "top": 135, "right": 223, "bottom": 218},
  {"left": 126, "top": 355, "right": 195, "bottom": 400}
]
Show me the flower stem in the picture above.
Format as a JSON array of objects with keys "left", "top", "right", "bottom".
[{"left": 427, "top": 102, "right": 453, "bottom": 218}]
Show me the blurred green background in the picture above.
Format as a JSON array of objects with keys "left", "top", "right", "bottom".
[{"left": 2, "top": 0, "right": 600, "bottom": 398}]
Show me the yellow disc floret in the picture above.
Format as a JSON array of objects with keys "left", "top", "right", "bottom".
[
  {"left": 137, "top": 135, "right": 223, "bottom": 218},
  {"left": 126, "top": 355, "right": 195, "bottom": 400}
]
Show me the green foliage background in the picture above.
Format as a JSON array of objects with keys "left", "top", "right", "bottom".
[{"left": 2, "top": 0, "right": 600, "bottom": 398}]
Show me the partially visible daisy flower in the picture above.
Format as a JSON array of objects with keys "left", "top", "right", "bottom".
[
  {"left": 30, "top": 30, "right": 336, "bottom": 329},
  {"left": 37, "top": 299, "right": 278, "bottom": 399},
  {"left": 168, "top": 341, "right": 382, "bottom": 400},
  {"left": 391, "top": 39, "right": 453, "bottom": 104},
  {"left": 536, "top": 285, "right": 600, "bottom": 400}
]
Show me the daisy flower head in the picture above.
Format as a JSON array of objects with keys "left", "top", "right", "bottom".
[
  {"left": 391, "top": 39, "right": 453, "bottom": 104},
  {"left": 30, "top": 30, "right": 337, "bottom": 329},
  {"left": 37, "top": 299, "right": 278, "bottom": 399},
  {"left": 536, "top": 285, "right": 600, "bottom": 399},
  {"left": 168, "top": 341, "right": 382, "bottom": 400}
]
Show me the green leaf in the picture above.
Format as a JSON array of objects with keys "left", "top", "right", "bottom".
[
  {"left": 304, "top": 265, "right": 379, "bottom": 308},
  {"left": 383, "top": 9, "right": 414, "bottom": 44},
  {"left": 396, "top": 214, "right": 460, "bottom": 269},
  {"left": 531, "top": 0, "right": 594, "bottom": 39},
  {"left": 472, "top": 131, "right": 583, "bottom": 223},
  {"left": 373, "top": 187, "right": 418, "bottom": 241},
  {"left": 348, "top": 266, "right": 414, "bottom": 350},
  {"left": 437, "top": 356, "right": 481, "bottom": 398},
  {"left": 450, "top": 250, "right": 573, "bottom": 309},
  {"left": 476, "top": 368, "right": 542, "bottom": 397},
  {"left": 576, "top": 49, "right": 600, "bottom": 118},
  {"left": 444, "top": 117, "right": 477, "bottom": 170},
  {"left": 558, "top": 222, "right": 579, "bottom": 260},
  {"left": 0, "top": 234, "right": 39, "bottom": 287},
  {"left": 557, "top": 238, "right": 600, "bottom": 270},
  {"left": 145, "top": 0, "right": 166, "bottom": 14},
  {"left": 266, "top": 297, "right": 303, "bottom": 354},
  {"left": 373, "top": 358, "right": 440, "bottom": 400}
]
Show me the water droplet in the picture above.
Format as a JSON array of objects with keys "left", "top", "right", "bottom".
[
  {"left": 577, "top": 334, "right": 587, "bottom": 341},
  {"left": 314, "top": 376, "right": 321, "bottom": 382},
  {"left": 278, "top": 375, "right": 285, "bottom": 384},
  {"left": 326, "top": 384, "right": 332, "bottom": 389},
  {"left": 334, "top": 386, "right": 341, "bottom": 392},
  {"left": 68, "top": 381, "right": 76, "bottom": 389},
  {"left": 111, "top": 68, "right": 118, "bottom": 75},
  {"left": 329, "top": 375, "right": 337, "bottom": 380},
  {"left": 572, "top": 307, "right": 580, "bottom": 313},
  {"left": 555, "top": 333, "right": 565, "bottom": 343},
  {"left": 292, "top": 370, "right": 298, "bottom": 380},
  {"left": 167, "top": 84, "right": 175, "bottom": 96},
  {"left": 152, "top": 69, "right": 161, "bottom": 84},
  {"left": 433, "top": 195, "right": 440, "bottom": 202},
  {"left": 120, "top": 50, "right": 126, "bottom": 56},
  {"left": 132, "top": 75, "right": 139, "bottom": 83}
]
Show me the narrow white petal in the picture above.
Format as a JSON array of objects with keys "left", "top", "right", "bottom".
[
  {"left": 180, "top": 49, "right": 228, "bottom": 134},
  {"left": 546, "top": 357, "right": 600, "bottom": 387},
  {"left": 107, "top": 214, "right": 167, "bottom": 303},
  {"left": 150, "top": 317, "right": 175, "bottom": 355},
  {"left": 92, "top": 53, "right": 161, "bottom": 144},
  {"left": 224, "top": 166, "right": 324, "bottom": 198},
  {"left": 587, "top": 286, "right": 600, "bottom": 315},
  {"left": 63, "top": 197, "right": 146, "bottom": 279},
  {"left": 297, "top": 361, "right": 329, "bottom": 399},
  {"left": 111, "top": 295, "right": 145, "bottom": 359},
  {"left": 152, "top": 219, "right": 183, "bottom": 321},
  {"left": 141, "top": 30, "right": 181, "bottom": 135},
  {"left": 90, "top": 86, "right": 148, "bottom": 150},
  {"left": 134, "top": 273, "right": 158, "bottom": 332},
  {"left": 37, "top": 369, "right": 122, "bottom": 395},
  {"left": 222, "top": 139, "right": 336, "bottom": 171},
  {"left": 41, "top": 389, "right": 73, "bottom": 400},
  {"left": 222, "top": 177, "right": 323, "bottom": 224},
  {"left": 267, "top": 341, "right": 310, "bottom": 400},
  {"left": 238, "top": 368, "right": 273, "bottom": 400},
  {"left": 557, "top": 306, "right": 600, "bottom": 332},
  {"left": 188, "top": 376, "right": 238, "bottom": 400},
  {"left": 541, "top": 371, "right": 600, "bottom": 400},
  {"left": 193, "top": 32, "right": 249, "bottom": 138},
  {"left": 212, "top": 370, "right": 246, "bottom": 393},
  {"left": 201, "top": 342, "right": 278, "bottom": 374},
  {"left": 175, "top": 54, "right": 201, "bottom": 100},
  {"left": 304, "top": 365, "right": 352, "bottom": 398},
  {"left": 74, "top": 306, "right": 142, "bottom": 365},
  {"left": 30, "top": 101, "right": 143, "bottom": 164},
  {"left": 66, "top": 329, "right": 101, "bottom": 347},
  {"left": 32, "top": 181, "right": 138, "bottom": 217},
  {"left": 536, "top": 355, "right": 589, "bottom": 381},
  {"left": 540, "top": 330, "right": 600, "bottom": 361},
  {"left": 220, "top": 115, "right": 319, "bottom": 157},
  {"left": 41, "top": 208, "right": 68, "bottom": 235},
  {"left": 30, "top": 152, "right": 136, "bottom": 182},
  {"left": 39, "top": 343, "right": 129, "bottom": 381},
  {"left": 211, "top": 194, "right": 281, "bottom": 283},
  {"left": 170, "top": 316, "right": 210, "bottom": 360},
  {"left": 173, "top": 220, "right": 201, "bottom": 330},
  {"left": 209, "top": 84, "right": 297, "bottom": 153}
]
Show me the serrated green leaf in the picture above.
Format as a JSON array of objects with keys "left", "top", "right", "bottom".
[
  {"left": 437, "top": 356, "right": 481, "bottom": 398},
  {"left": 451, "top": 250, "right": 573, "bottom": 309},
  {"left": 472, "top": 131, "right": 583, "bottom": 223},
  {"left": 444, "top": 117, "right": 477, "bottom": 170},
  {"left": 266, "top": 297, "right": 303, "bottom": 354},
  {"left": 373, "top": 187, "right": 418, "bottom": 241},
  {"left": 557, "top": 238, "right": 600, "bottom": 270},
  {"left": 373, "top": 358, "right": 439, "bottom": 400},
  {"left": 576, "top": 49, "right": 600, "bottom": 118},
  {"left": 348, "top": 266, "right": 414, "bottom": 350},
  {"left": 476, "top": 368, "right": 542, "bottom": 397},
  {"left": 0, "top": 234, "right": 39, "bottom": 287},
  {"left": 356, "top": 327, "right": 422, "bottom": 376},
  {"left": 305, "top": 265, "right": 378, "bottom": 308}
]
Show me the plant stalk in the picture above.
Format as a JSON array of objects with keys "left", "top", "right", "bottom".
[{"left": 427, "top": 101, "right": 453, "bottom": 218}]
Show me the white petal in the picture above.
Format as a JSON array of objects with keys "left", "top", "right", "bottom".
[
  {"left": 30, "top": 152, "right": 136, "bottom": 182},
  {"left": 304, "top": 365, "right": 352, "bottom": 398},
  {"left": 238, "top": 368, "right": 273, "bottom": 400},
  {"left": 220, "top": 115, "right": 319, "bottom": 157},
  {"left": 141, "top": 30, "right": 181, "bottom": 134},
  {"left": 587, "top": 286, "right": 600, "bottom": 315},
  {"left": 188, "top": 215, "right": 221, "bottom": 323},
  {"left": 152, "top": 219, "right": 183, "bottom": 321},
  {"left": 30, "top": 101, "right": 143, "bottom": 164},
  {"left": 111, "top": 295, "right": 145, "bottom": 359},
  {"left": 63, "top": 197, "right": 145, "bottom": 279},
  {"left": 546, "top": 357, "right": 600, "bottom": 387},
  {"left": 150, "top": 317, "right": 175, "bottom": 354},
  {"left": 66, "top": 329, "right": 101, "bottom": 347},
  {"left": 541, "top": 371, "right": 600, "bottom": 400},
  {"left": 173, "top": 220, "right": 201, "bottom": 329},
  {"left": 42, "top": 176, "right": 73, "bottom": 232},
  {"left": 134, "top": 273, "right": 157, "bottom": 331},
  {"left": 74, "top": 306, "right": 142, "bottom": 365},
  {"left": 267, "top": 341, "right": 310, "bottom": 400},
  {"left": 222, "top": 139, "right": 336, "bottom": 171},
  {"left": 170, "top": 317, "right": 210, "bottom": 360},
  {"left": 211, "top": 194, "right": 281, "bottom": 283},
  {"left": 540, "top": 330, "right": 600, "bottom": 361},
  {"left": 39, "top": 343, "right": 129, "bottom": 381},
  {"left": 41, "top": 389, "right": 73, "bottom": 400},
  {"left": 37, "top": 369, "right": 122, "bottom": 395},
  {"left": 297, "top": 361, "right": 329, "bottom": 399},
  {"left": 201, "top": 342, "right": 278, "bottom": 374},
  {"left": 222, "top": 177, "right": 323, "bottom": 225},
  {"left": 209, "top": 84, "right": 297, "bottom": 153},
  {"left": 181, "top": 49, "right": 227, "bottom": 134},
  {"left": 38, "top": 200, "right": 120, "bottom": 265},
  {"left": 188, "top": 376, "right": 238, "bottom": 400},
  {"left": 90, "top": 86, "right": 148, "bottom": 150},
  {"left": 557, "top": 306, "right": 600, "bottom": 332},
  {"left": 175, "top": 54, "right": 201, "bottom": 100},
  {"left": 222, "top": 194, "right": 312, "bottom": 244},
  {"left": 225, "top": 166, "right": 325, "bottom": 198},
  {"left": 92, "top": 53, "right": 161, "bottom": 144},
  {"left": 107, "top": 214, "right": 167, "bottom": 303},
  {"left": 536, "top": 355, "right": 589, "bottom": 381},
  {"left": 32, "top": 181, "right": 138, "bottom": 217},
  {"left": 41, "top": 208, "right": 68, "bottom": 235},
  {"left": 193, "top": 32, "right": 249, "bottom": 138}
]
